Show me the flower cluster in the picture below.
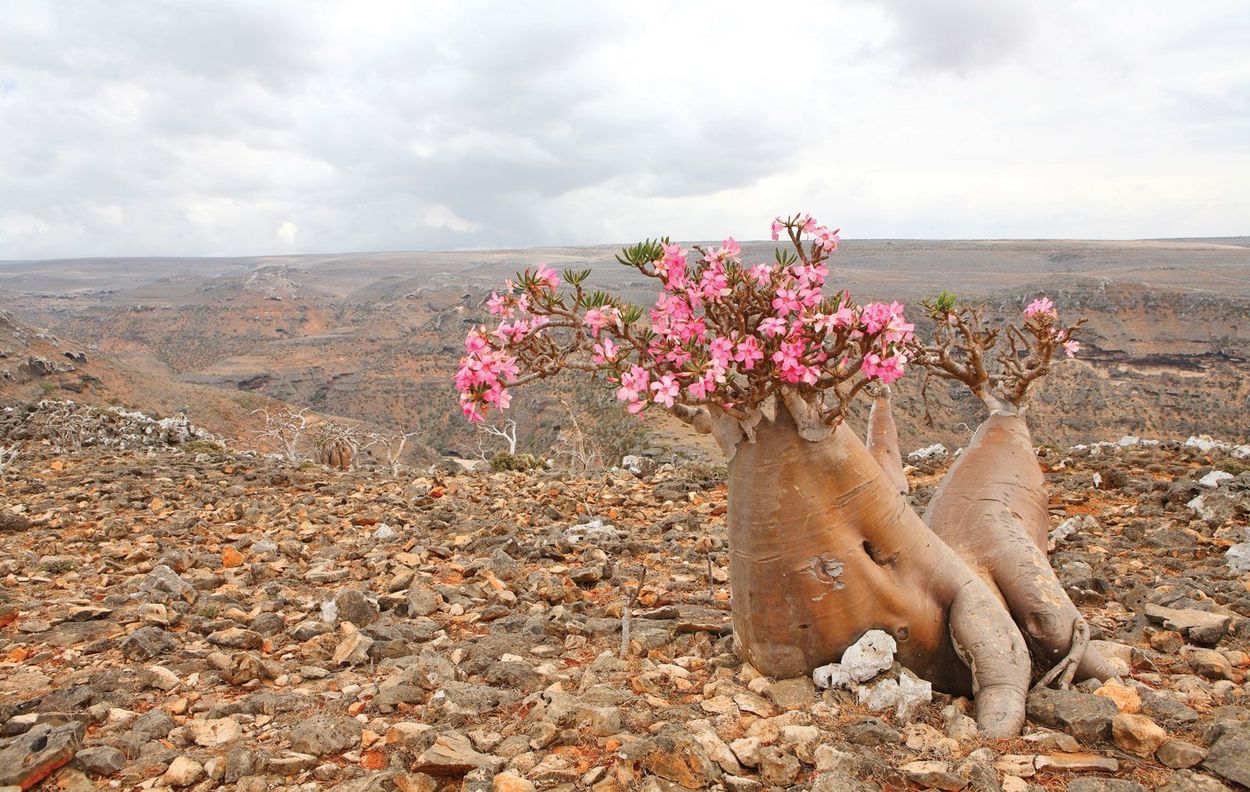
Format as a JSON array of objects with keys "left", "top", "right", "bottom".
[
  {"left": 455, "top": 214, "right": 913, "bottom": 426},
  {"left": 1023, "top": 296, "right": 1079, "bottom": 358}
]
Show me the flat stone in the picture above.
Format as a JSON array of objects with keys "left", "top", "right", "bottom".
[
  {"left": 0, "top": 722, "right": 84, "bottom": 789},
  {"left": 74, "top": 745, "right": 126, "bottom": 776},
  {"left": 1145, "top": 604, "right": 1231, "bottom": 647},
  {"left": 1065, "top": 780, "right": 1146, "bottom": 792},
  {"left": 289, "top": 714, "right": 362, "bottom": 756},
  {"left": 1034, "top": 753, "right": 1119, "bottom": 773},
  {"left": 163, "top": 756, "right": 205, "bottom": 787},
  {"left": 763, "top": 677, "right": 817, "bottom": 711},
  {"left": 1204, "top": 724, "right": 1250, "bottom": 786},
  {"left": 1157, "top": 739, "right": 1208, "bottom": 769},
  {"left": 413, "top": 732, "right": 502, "bottom": 777},
  {"left": 900, "top": 760, "right": 968, "bottom": 790},
  {"left": 1026, "top": 689, "right": 1117, "bottom": 743}
]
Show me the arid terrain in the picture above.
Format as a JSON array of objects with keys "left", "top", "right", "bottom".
[
  {"left": 1, "top": 237, "right": 1248, "bottom": 465},
  {"left": 2, "top": 403, "right": 1250, "bottom": 790},
  {"left": 1, "top": 240, "right": 1250, "bottom": 790}
]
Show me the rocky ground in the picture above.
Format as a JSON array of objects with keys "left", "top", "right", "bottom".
[{"left": 2, "top": 409, "right": 1250, "bottom": 792}]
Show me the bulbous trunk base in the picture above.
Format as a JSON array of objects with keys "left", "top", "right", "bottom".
[
  {"left": 725, "top": 402, "right": 1030, "bottom": 737},
  {"left": 925, "top": 413, "right": 1119, "bottom": 687}
]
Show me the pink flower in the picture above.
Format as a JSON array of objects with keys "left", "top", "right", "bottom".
[
  {"left": 461, "top": 399, "right": 485, "bottom": 423},
  {"left": 592, "top": 338, "right": 619, "bottom": 364},
  {"left": 812, "top": 226, "right": 840, "bottom": 253},
  {"left": 770, "top": 218, "right": 784, "bottom": 241},
  {"left": 708, "top": 336, "right": 734, "bottom": 369},
  {"left": 748, "top": 263, "right": 773, "bottom": 285},
  {"left": 1063, "top": 339, "right": 1080, "bottom": 358},
  {"left": 771, "top": 286, "right": 802, "bottom": 316},
  {"left": 734, "top": 336, "right": 764, "bottom": 369},
  {"left": 583, "top": 307, "right": 619, "bottom": 337},
  {"left": 534, "top": 264, "right": 561, "bottom": 291},
  {"left": 650, "top": 374, "right": 680, "bottom": 409},
  {"left": 759, "top": 316, "right": 788, "bottom": 337},
  {"left": 616, "top": 366, "right": 652, "bottom": 414},
  {"left": 486, "top": 292, "right": 509, "bottom": 316},
  {"left": 860, "top": 351, "right": 907, "bottom": 384},
  {"left": 1024, "top": 297, "right": 1056, "bottom": 319}
]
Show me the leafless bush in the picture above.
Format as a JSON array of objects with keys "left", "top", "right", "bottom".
[
  {"left": 474, "top": 418, "right": 518, "bottom": 461},
  {"left": 363, "top": 427, "right": 422, "bottom": 475},
  {"left": 553, "top": 409, "right": 603, "bottom": 473},
  {"left": 250, "top": 405, "right": 310, "bottom": 463}
]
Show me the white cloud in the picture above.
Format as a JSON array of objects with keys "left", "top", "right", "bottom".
[
  {"left": 0, "top": 0, "right": 1246, "bottom": 259},
  {"left": 276, "top": 220, "right": 298, "bottom": 245}
]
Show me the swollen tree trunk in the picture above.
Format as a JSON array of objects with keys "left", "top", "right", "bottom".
[
  {"left": 727, "top": 400, "right": 1030, "bottom": 737},
  {"left": 924, "top": 411, "right": 1118, "bottom": 685},
  {"left": 865, "top": 386, "right": 908, "bottom": 495}
]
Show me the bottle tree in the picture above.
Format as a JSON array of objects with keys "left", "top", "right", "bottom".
[
  {"left": 455, "top": 215, "right": 1061, "bottom": 737},
  {"left": 906, "top": 295, "right": 1119, "bottom": 688}
]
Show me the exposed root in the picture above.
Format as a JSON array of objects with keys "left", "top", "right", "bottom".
[{"left": 1031, "top": 617, "right": 1090, "bottom": 691}]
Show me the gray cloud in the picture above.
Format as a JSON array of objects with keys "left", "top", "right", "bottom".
[{"left": 0, "top": 1, "right": 1246, "bottom": 259}]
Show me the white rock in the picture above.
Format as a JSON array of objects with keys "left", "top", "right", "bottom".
[
  {"left": 1050, "top": 515, "right": 1095, "bottom": 545},
  {"left": 895, "top": 669, "right": 932, "bottom": 721},
  {"left": 858, "top": 677, "right": 900, "bottom": 711},
  {"left": 372, "top": 524, "right": 398, "bottom": 541},
  {"left": 1233, "top": 445, "right": 1250, "bottom": 459},
  {"left": 907, "top": 444, "right": 947, "bottom": 462},
  {"left": 841, "top": 630, "right": 897, "bottom": 682},
  {"left": 812, "top": 662, "right": 850, "bottom": 690},
  {"left": 813, "top": 630, "right": 896, "bottom": 690},
  {"left": 1186, "top": 435, "right": 1223, "bottom": 453},
  {"left": 1187, "top": 495, "right": 1216, "bottom": 521},
  {"left": 320, "top": 600, "right": 339, "bottom": 624},
  {"left": 1116, "top": 435, "right": 1141, "bottom": 447},
  {"left": 1200, "top": 470, "right": 1235, "bottom": 488},
  {"left": 1226, "top": 542, "right": 1250, "bottom": 575}
]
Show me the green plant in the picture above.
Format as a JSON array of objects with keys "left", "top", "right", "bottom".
[{"left": 490, "top": 451, "right": 545, "bottom": 472}]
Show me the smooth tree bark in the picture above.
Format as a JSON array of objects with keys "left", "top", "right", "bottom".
[
  {"left": 910, "top": 301, "right": 1116, "bottom": 688},
  {"left": 681, "top": 392, "right": 1030, "bottom": 737},
  {"left": 865, "top": 384, "right": 908, "bottom": 495}
]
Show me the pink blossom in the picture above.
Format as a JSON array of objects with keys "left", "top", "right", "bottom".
[
  {"left": 771, "top": 286, "right": 802, "bottom": 316},
  {"left": 734, "top": 336, "right": 764, "bottom": 369},
  {"left": 759, "top": 317, "right": 788, "bottom": 337},
  {"left": 708, "top": 336, "right": 734, "bottom": 369},
  {"left": 748, "top": 263, "right": 773, "bottom": 285},
  {"left": 583, "top": 306, "right": 619, "bottom": 337},
  {"left": 650, "top": 374, "right": 680, "bottom": 408},
  {"left": 860, "top": 351, "right": 906, "bottom": 384},
  {"left": 1063, "top": 339, "right": 1080, "bottom": 358},
  {"left": 770, "top": 218, "right": 784, "bottom": 241},
  {"left": 592, "top": 338, "right": 619, "bottom": 364},
  {"left": 461, "top": 400, "right": 485, "bottom": 423},
  {"left": 486, "top": 292, "right": 510, "bottom": 316},
  {"left": 534, "top": 264, "right": 561, "bottom": 291},
  {"left": 1024, "top": 297, "right": 1056, "bottom": 319},
  {"left": 812, "top": 226, "right": 840, "bottom": 253},
  {"left": 616, "top": 366, "right": 651, "bottom": 414}
]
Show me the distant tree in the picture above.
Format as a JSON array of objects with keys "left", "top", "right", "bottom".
[
  {"left": 313, "top": 422, "right": 361, "bottom": 470},
  {"left": 250, "top": 404, "right": 310, "bottom": 463},
  {"left": 363, "top": 427, "right": 422, "bottom": 475}
]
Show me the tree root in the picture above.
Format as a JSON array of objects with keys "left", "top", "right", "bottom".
[{"left": 1031, "top": 617, "right": 1090, "bottom": 691}]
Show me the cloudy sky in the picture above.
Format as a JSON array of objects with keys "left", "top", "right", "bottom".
[{"left": 1, "top": 1, "right": 1247, "bottom": 259}]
